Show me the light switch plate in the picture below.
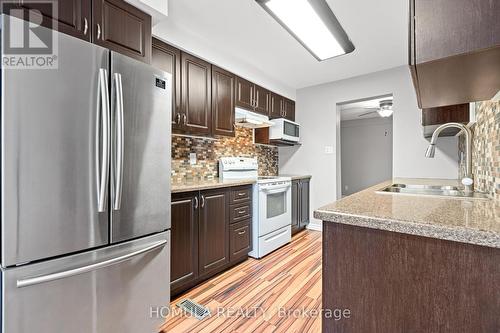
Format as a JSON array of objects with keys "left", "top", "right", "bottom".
[
  {"left": 189, "top": 153, "right": 197, "bottom": 165},
  {"left": 324, "top": 146, "right": 334, "bottom": 154}
]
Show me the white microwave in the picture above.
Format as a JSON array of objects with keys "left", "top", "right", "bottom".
[{"left": 269, "top": 118, "right": 300, "bottom": 143}]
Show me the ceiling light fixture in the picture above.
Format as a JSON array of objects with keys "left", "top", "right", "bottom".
[
  {"left": 256, "top": 0, "right": 355, "bottom": 61},
  {"left": 377, "top": 100, "right": 394, "bottom": 117}
]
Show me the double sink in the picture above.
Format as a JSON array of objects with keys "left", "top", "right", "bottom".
[{"left": 378, "top": 183, "right": 489, "bottom": 199}]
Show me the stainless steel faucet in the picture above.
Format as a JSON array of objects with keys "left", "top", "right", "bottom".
[{"left": 425, "top": 122, "right": 474, "bottom": 193}]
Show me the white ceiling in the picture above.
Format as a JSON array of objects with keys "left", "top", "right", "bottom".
[
  {"left": 154, "top": 0, "right": 408, "bottom": 91},
  {"left": 340, "top": 96, "right": 393, "bottom": 121}
]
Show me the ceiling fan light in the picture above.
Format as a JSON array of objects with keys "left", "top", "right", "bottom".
[{"left": 377, "top": 109, "right": 393, "bottom": 117}]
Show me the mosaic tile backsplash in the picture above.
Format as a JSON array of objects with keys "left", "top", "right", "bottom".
[
  {"left": 459, "top": 100, "right": 500, "bottom": 200},
  {"left": 172, "top": 127, "right": 278, "bottom": 182}
]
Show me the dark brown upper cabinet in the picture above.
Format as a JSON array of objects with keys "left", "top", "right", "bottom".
[
  {"left": 212, "top": 66, "right": 236, "bottom": 137},
  {"left": 409, "top": 0, "right": 500, "bottom": 108},
  {"left": 235, "top": 77, "right": 255, "bottom": 110},
  {"left": 282, "top": 98, "right": 296, "bottom": 121},
  {"left": 93, "top": 0, "right": 152, "bottom": 63},
  {"left": 198, "top": 189, "right": 229, "bottom": 278},
  {"left": 270, "top": 93, "right": 295, "bottom": 121},
  {"left": 270, "top": 93, "right": 283, "bottom": 119},
  {"left": 181, "top": 52, "right": 212, "bottom": 136},
  {"left": 235, "top": 77, "right": 271, "bottom": 116},
  {"left": 422, "top": 103, "right": 470, "bottom": 138},
  {"left": 254, "top": 85, "right": 270, "bottom": 116},
  {"left": 2, "top": 0, "right": 151, "bottom": 62},
  {"left": 170, "top": 192, "right": 199, "bottom": 295},
  {"left": 151, "top": 38, "right": 182, "bottom": 131},
  {"left": 2, "top": 0, "right": 91, "bottom": 41}
]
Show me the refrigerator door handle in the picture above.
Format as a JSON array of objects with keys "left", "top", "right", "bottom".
[
  {"left": 113, "top": 73, "right": 124, "bottom": 211},
  {"left": 16, "top": 239, "right": 167, "bottom": 288},
  {"left": 97, "top": 68, "right": 110, "bottom": 213}
]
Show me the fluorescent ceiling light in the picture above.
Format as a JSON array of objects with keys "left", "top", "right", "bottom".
[{"left": 257, "top": 0, "right": 355, "bottom": 61}]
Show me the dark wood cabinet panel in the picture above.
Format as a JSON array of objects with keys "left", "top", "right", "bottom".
[
  {"left": 414, "top": 0, "right": 500, "bottom": 64},
  {"left": 2, "top": 0, "right": 92, "bottom": 41},
  {"left": 171, "top": 193, "right": 199, "bottom": 294},
  {"left": 235, "top": 77, "right": 254, "bottom": 111},
  {"left": 181, "top": 52, "right": 212, "bottom": 135},
  {"left": 422, "top": 103, "right": 470, "bottom": 137},
  {"left": 93, "top": 0, "right": 151, "bottom": 63},
  {"left": 198, "top": 189, "right": 229, "bottom": 277},
  {"left": 151, "top": 38, "right": 182, "bottom": 131},
  {"left": 282, "top": 98, "right": 295, "bottom": 121},
  {"left": 299, "top": 179, "right": 310, "bottom": 228},
  {"left": 291, "top": 180, "right": 300, "bottom": 234},
  {"left": 229, "top": 220, "right": 251, "bottom": 262},
  {"left": 323, "top": 222, "right": 500, "bottom": 332},
  {"left": 254, "top": 85, "right": 270, "bottom": 115},
  {"left": 212, "top": 66, "right": 235, "bottom": 137},
  {"left": 230, "top": 186, "right": 252, "bottom": 204},
  {"left": 409, "top": 0, "right": 500, "bottom": 108},
  {"left": 292, "top": 179, "right": 310, "bottom": 235},
  {"left": 270, "top": 93, "right": 284, "bottom": 119},
  {"left": 229, "top": 202, "right": 252, "bottom": 224}
]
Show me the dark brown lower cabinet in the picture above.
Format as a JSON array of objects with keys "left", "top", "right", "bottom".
[
  {"left": 291, "top": 178, "right": 310, "bottom": 235},
  {"left": 323, "top": 222, "right": 500, "bottom": 332},
  {"left": 171, "top": 185, "right": 252, "bottom": 296},
  {"left": 198, "top": 188, "right": 230, "bottom": 277},
  {"left": 170, "top": 192, "right": 198, "bottom": 295}
]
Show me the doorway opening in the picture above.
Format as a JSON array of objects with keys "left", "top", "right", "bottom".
[{"left": 336, "top": 94, "right": 394, "bottom": 198}]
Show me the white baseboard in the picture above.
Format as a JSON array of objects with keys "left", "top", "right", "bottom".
[{"left": 306, "top": 222, "right": 322, "bottom": 232}]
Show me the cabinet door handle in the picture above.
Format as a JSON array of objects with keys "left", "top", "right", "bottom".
[
  {"left": 194, "top": 196, "right": 198, "bottom": 209},
  {"left": 201, "top": 195, "right": 205, "bottom": 208},
  {"left": 238, "top": 192, "right": 246, "bottom": 196},
  {"left": 183, "top": 114, "right": 187, "bottom": 125},
  {"left": 83, "top": 18, "right": 88, "bottom": 35},
  {"left": 238, "top": 230, "right": 246, "bottom": 235},
  {"left": 175, "top": 113, "right": 181, "bottom": 124},
  {"left": 97, "top": 23, "right": 101, "bottom": 40},
  {"left": 238, "top": 209, "right": 246, "bottom": 214}
]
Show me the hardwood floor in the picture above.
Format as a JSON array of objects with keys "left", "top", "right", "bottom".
[{"left": 160, "top": 230, "right": 322, "bottom": 333}]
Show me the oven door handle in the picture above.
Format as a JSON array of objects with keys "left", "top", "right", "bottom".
[{"left": 262, "top": 186, "right": 289, "bottom": 194}]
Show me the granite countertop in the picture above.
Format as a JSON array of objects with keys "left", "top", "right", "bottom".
[
  {"left": 280, "top": 174, "right": 312, "bottom": 180},
  {"left": 314, "top": 178, "right": 500, "bottom": 249},
  {"left": 172, "top": 178, "right": 256, "bottom": 193}
]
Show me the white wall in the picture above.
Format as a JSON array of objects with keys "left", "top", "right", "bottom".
[
  {"left": 341, "top": 117, "right": 393, "bottom": 196},
  {"left": 152, "top": 21, "right": 296, "bottom": 99},
  {"left": 279, "top": 66, "right": 458, "bottom": 229}
]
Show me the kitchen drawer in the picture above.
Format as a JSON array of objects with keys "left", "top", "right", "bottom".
[
  {"left": 230, "top": 186, "right": 252, "bottom": 204},
  {"left": 230, "top": 220, "right": 251, "bottom": 262},
  {"left": 230, "top": 202, "right": 252, "bottom": 224}
]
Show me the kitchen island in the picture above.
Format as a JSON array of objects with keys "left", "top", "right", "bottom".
[{"left": 315, "top": 178, "right": 500, "bottom": 333}]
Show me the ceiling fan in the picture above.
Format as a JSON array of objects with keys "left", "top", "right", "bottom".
[{"left": 346, "top": 99, "right": 394, "bottom": 118}]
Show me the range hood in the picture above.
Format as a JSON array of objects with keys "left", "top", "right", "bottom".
[{"left": 235, "top": 107, "right": 274, "bottom": 128}]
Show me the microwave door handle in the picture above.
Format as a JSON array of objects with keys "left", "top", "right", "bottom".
[{"left": 113, "top": 73, "right": 124, "bottom": 211}]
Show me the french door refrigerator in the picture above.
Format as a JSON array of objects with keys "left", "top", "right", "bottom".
[{"left": 1, "top": 16, "right": 171, "bottom": 333}]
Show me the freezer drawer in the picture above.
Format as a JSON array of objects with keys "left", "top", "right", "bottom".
[{"left": 2, "top": 232, "right": 170, "bottom": 333}]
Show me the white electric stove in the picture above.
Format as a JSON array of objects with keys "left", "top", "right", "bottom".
[{"left": 219, "top": 157, "right": 292, "bottom": 259}]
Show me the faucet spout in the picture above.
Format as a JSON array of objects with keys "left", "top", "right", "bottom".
[{"left": 425, "top": 122, "right": 473, "bottom": 193}]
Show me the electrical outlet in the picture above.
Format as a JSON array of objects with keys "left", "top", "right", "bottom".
[{"left": 189, "top": 153, "right": 197, "bottom": 165}]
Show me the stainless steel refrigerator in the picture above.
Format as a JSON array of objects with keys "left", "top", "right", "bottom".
[{"left": 1, "top": 15, "right": 171, "bottom": 333}]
